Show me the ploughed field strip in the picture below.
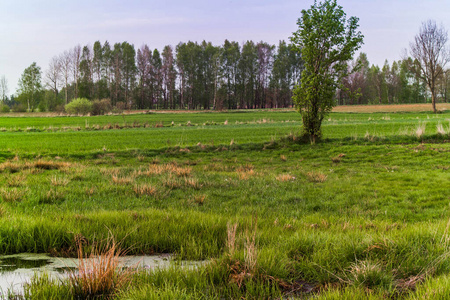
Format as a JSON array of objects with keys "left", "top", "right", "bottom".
[{"left": 0, "top": 109, "right": 448, "bottom": 298}]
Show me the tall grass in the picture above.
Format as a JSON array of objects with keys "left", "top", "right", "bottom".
[{"left": 68, "top": 237, "right": 134, "bottom": 299}]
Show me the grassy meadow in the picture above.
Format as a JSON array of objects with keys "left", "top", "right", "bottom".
[{"left": 0, "top": 105, "right": 449, "bottom": 299}]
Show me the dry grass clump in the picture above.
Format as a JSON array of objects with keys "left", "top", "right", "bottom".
[
  {"left": 137, "top": 164, "right": 192, "bottom": 177},
  {"left": 280, "top": 155, "right": 287, "bottom": 162},
  {"left": 348, "top": 260, "right": 393, "bottom": 289},
  {"left": 436, "top": 122, "right": 450, "bottom": 135},
  {"left": 237, "top": 169, "right": 255, "bottom": 180},
  {"left": 276, "top": 174, "right": 295, "bottom": 182},
  {"left": 39, "top": 189, "right": 65, "bottom": 204},
  {"left": 226, "top": 222, "right": 238, "bottom": 256},
  {"left": 306, "top": 171, "right": 328, "bottom": 183},
  {"left": 0, "top": 161, "right": 22, "bottom": 173},
  {"left": 415, "top": 123, "right": 426, "bottom": 138},
  {"left": 7, "top": 174, "right": 26, "bottom": 187},
  {"left": 184, "top": 178, "right": 202, "bottom": 189},
  {"left": 236, "top": 164, "right": 256, "bottom": 180},
  {"left": 31, "top": 159, "right": 71, "bottom": 170},
  {"left": 51, "top": 176, "right": 70, "bottom": 186},
  {"left": 0, "top": 188, "right": 27, "bottom": 203},
  {"left": 111, "top": 175, "right": 134, "bottom": 185},
  {"left": 0, "top": 159, "right": 71, "bottom": 173},
  {"left": 133, "top": 184, "right": 157, "bottom": 196},
  {"left": 68, "top": 238, "right": 134, "bottom": 299}
]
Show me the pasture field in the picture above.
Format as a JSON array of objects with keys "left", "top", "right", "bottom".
[{"left": 0, "top": 107, "right": 449, "bottom": 299}]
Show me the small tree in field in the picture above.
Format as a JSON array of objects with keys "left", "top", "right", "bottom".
[{"left": 291, "top": 0, "right": 363, "bottom": 142}]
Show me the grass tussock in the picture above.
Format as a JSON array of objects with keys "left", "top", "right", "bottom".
[
  {"left": 111, "top": 175, "right": 134, "bottom": 185},
  {"left": 276, "top": 174, "right": 295, "bottom": 182},
  {"left": 0, "top": 188, "right": 27, "bottom": 203},
  {"left": 68, "top": 238, "right": 134, "bottom": 299},
  {"left": 7, "top": 174, "right": 26, "bottom": 187},
  {"left": 136, "top": 164, "right": 192, "bottom": 177},
  {"left": 0, "top": 159, "right": 71, "bottom": 173},
  {"left": 306, "top": 171, "right": 328, "bottom": 183},
  {"left": 133, "top": 184, "right": 157, "bottom": 197},
  {"left": 50, "top": 176, "right": 70, "bottom": 186}
]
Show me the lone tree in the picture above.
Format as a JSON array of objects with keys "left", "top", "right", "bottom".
[
  {"left": 18, "top": 62, "right": 42, "bottom": 111},
  {"left": 409, "top": 20, "right": 450, "bottom": 113},
  {"left": 291, "top": 0, "right": 363, "bottom": 142}
]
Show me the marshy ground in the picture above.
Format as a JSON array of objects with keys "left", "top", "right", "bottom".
[{"left": 0, "top": 106, "right": 448, "bottom": 299}]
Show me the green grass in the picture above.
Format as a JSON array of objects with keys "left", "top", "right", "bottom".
[{"left": 0, "top": 109, "right": 449, "bottom": 299}]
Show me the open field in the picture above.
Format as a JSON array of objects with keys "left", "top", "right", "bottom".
[
  {"left": 0, "top": 108, "right": 449, "bottom": 299},
  {"left": 332, "top": 103, "right": 450, "bottom": 113}
]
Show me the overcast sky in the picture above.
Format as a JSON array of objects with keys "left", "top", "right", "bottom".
[{"left": 1, "top": 0, "right": 449, "bottom": 93}]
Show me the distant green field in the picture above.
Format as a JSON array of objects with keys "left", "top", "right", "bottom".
[
  {"left": 0, "top": 110, "right": 449, "bottom": 299},
  {"left": 0, "top": 110, "right": 448, "bottom": 155}
]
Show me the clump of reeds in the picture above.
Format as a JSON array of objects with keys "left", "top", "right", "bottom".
[
  {"left": 68, "top": 237, "right": 134, "bottom": 299},
  {"left": 436, "top": 122, "right": 449, "bottom": 135},
  {"left": 415, "top": 122, "right": 426, "bottom": 138},
  {"left": 226, "top": 222, "right": 238, "bottom": 256}
]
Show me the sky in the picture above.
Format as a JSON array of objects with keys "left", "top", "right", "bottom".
[{"left": 1, "top": 0, "right": 450, "bottom": 93}]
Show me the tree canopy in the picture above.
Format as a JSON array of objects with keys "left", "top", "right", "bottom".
[{"left": 291, "top": 0, "right": 363, "bottom": 142}]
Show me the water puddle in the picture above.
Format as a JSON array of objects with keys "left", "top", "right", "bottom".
[{"left": 0, "top": 253, "right": 199, "bottom": 297}]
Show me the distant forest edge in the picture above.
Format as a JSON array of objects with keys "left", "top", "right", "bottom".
[{"left": 1, "top": 40, "right": 448, "bottom": 113}]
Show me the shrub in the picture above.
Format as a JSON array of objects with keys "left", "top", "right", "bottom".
[
  {"left": 113, "top": 102, "right": 127, "bottom": 113},
  {"left": 0, "top": 104, "right": 10, "bottom": 113},
  {"left": 65, "top": 98, "right": 93, "bottom": 115},
  {"left": 11, "top": 103, "right": 27, "bottom": 112},
  {"left": 92, "top": 98, "right": 113, "bottom": 115}
]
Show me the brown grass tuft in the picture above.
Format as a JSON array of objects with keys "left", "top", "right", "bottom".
[
  {"left": 51, "top": 176, "right": 70, "bottom": 186},
  {"left": 111, "top": 175, "right": 134, "bottom": 185},
  {"left": 7, "top": 174, "right": 26, "bottom": 187},
  {"left": 0, "top": 188, "right": 27, "bottom": 203},
  {"left": 276, "top": 174, "right": 295, "bottom": 182},
  {"left": 68, "top": 238, "right": 134, "bottom": 299},
  {"left": 306, "top": 171, "right": 328, "bottom": 183},
  {"left": 133, "top": 184, "right": 157, "bottom": 196},
  {"left": 227, "top": 222, "right": 238, "bottom": 256}
]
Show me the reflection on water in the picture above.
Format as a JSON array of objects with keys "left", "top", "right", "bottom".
[{"left": 0, "top": 253, "right": 198, "bottom": 297}]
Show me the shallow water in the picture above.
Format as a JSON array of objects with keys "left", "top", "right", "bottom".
[{"left": 0, "top": 253, "right": 197, "bottom": 297}]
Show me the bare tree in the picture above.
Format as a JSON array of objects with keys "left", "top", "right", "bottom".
[
  {"left": 60, "top": 51, "right": 72, "bottom": 104},
  {"left": 409, "top": 20, "right": 450, "bottom": 113},
  {"left": 71, "top": 45, "right": 82, "bottom": 99},
  {"left": 0, "top": 76, "right": 8, "bottom": 103},
  {"left": 45, "top": 56, "right": 62, "bottom": 97}
]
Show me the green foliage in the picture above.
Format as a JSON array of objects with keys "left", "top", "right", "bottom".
[
  {"left": 0, "top": 104, "right": 10, "bottom": 113},
  {"left": 65, "top": 98, "right": 93, "bottom": 115},
  {"left": 17, "top": 62, "right": 43, "bottom": 111},
  {"left": 291, "top": 0, "right": 363, "bottom": 142},
  {"left": 92, "top": 98, "right": 112, "bottom": 115}
]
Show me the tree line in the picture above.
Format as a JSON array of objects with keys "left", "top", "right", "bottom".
[
  {"left": 1, "top": 38, "right": 449, "bottom": 112},
  {"left": 338, "top": 53, "right": 450, "bottom": 106},
  {"left": 6, "top": 40, "right": 303, "bottom": 112}
]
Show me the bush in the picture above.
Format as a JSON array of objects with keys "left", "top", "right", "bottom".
[
  {"left": 0, "top": 104, "right": 10, "bottom": 113},
  {"left": 65, "top": 98, "right": 93, "bottom": 115},
  {"left": 92, "top": 99, "right": 112, "bottom": 115},
  {"left": 11, "top": 103, "right": 27, "bottom": 112},
  {"left": 113, "top": 102, "right": 127, "bottom": 114}
]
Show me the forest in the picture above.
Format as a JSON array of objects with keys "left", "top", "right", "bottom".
[{"left": 0, "top": 39, "right": 449, "bottom": 112}]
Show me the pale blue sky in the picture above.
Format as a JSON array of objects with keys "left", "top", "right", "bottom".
[{"left": 1, "top": 0, "right": 449, "bottom": 93}]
